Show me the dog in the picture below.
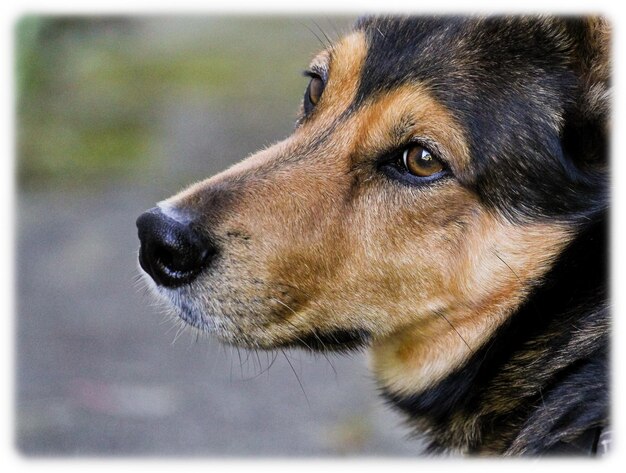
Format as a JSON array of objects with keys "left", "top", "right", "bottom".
[{"left": 136, "top": 16, "right": 610, "bottom": 455}]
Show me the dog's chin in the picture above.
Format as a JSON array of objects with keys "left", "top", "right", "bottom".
[
  {"left": 191, "top": 309, "right": 371, "bottom": 353},
  {"left": 278, "top": 328, "right": 372, "bottom": 353},
  {"left": 139, "top": 269, "right": 372, "bottom": 352},
  {"left": 139, "top": 272, "right": 222, "bottom": 333},
  {"left": 171, "top": 302, "right": 371, "bottom": 353},
  {"left": 214, "top": 327, "right": 372, "bottom": 353}
]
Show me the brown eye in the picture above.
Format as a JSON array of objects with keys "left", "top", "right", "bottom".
[
  {"left": 306, "top": 76, "right": 325, "bottom": 110},
  {"left": 402, "top": 145, "right": 444, "bottom": 177}
]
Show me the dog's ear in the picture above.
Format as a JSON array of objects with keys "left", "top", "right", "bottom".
[{"left": 562, "top": 16, "right": 611, "bottom": 170}]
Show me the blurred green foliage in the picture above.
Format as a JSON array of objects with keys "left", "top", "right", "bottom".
[
  {"left": 15, "top": 16, "right": 352, "bottom": 187},
  {"left": 16, "top": 17, "right": 147, "bottom": 184}
]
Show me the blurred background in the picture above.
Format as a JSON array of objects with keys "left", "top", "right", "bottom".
[{"left": 15, "top": 16, "right": 421, "bottom": 456}]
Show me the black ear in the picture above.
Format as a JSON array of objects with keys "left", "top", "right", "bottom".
[{"left": 562, "top": 17, "right": 611, "bottom": 171}]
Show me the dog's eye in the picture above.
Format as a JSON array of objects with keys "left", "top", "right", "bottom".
[
  {"left": 402, "top": 145, "right": 444, "bottom": 177},
  {"left": 304, "top": 75, "right": 325, "bottom": 114},
  {"left": 379, "top": 142, "right": 449, "bottom": 186},
  {"left": 308, "top": 76, "right": 324, "bottom": 105}
]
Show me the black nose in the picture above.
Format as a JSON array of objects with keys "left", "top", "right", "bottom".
[{"left": 136, "top": 207, "right": 214, "bottom": 288}]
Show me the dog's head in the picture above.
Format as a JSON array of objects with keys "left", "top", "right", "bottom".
[{"left": 137, "top": 16, "right": 608, "bottom": 392}]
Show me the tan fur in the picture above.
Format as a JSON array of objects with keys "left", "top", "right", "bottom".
[
  {"left": 299, "top": 31, "right": 368, "bottom": 124},
  {"left": 582, "top": 17, "right": 611, "bottom": 87},
  {"left": 159, "top": 29, "right": 575, "bottom": 398},
  {"left": 576, "top": 16, "right": 611, "bottom": 128},
  {"left": 369, "top": 217, "right": 572, "bottom": 396},
  {"left": 352, "top": 84, "right": 471, "bottom": 173}
]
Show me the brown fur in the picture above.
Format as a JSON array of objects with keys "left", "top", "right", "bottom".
[
  {"left": 139, "top": 15, "right": 609, "bottom": 455},
  {"left": 161, "top": 31, "right": 574, "bottom": 389}
]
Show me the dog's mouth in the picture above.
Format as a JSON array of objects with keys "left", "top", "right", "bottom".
[
  {"left": 139, "top": 266, "right": 372, "bottom": 353},
  {"left": 280, "top": 328, "right": 372, "bottom": 352}
]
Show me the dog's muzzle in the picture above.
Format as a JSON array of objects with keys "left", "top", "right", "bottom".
[{"left": 136, "top": 207, "right": 215, "bottom": 288}]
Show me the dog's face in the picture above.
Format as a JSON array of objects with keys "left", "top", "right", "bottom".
[{"left": 137, "top": 17, "right": 608, "bottom": 394}]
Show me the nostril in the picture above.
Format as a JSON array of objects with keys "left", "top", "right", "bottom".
[
  {"left": 136, "top": 207, "right": 215, "bottom": 287},
  {"left": 152, "top": 238, "right": 209, "bottom": 275},
  {"left": 154, "top": 245, "right": 175, "bottom": 271}
]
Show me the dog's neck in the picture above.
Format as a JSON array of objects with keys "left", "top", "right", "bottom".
[{"left": 371, "top": 215, "right": 608, "bottom": 455}]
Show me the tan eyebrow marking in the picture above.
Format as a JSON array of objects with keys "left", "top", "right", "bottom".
[
  {"left": 300, "top": 31, "right": 368, "bottom": 124},
  {"left": 307, "top": 50, "right": 330, "bottom": 77},
  {"left": 352, "top": 83, "right": 471, "bottom": 174}
]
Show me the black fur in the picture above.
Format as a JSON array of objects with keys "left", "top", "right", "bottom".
[
  {"left": 139, "top": 15, "right": 609, "bottom": 456},
  {"left": 353, "top": 16, "right": 610, "bottom": 455},
  {"left": 355, "top": 16, "right": 608, "bottom": 223},
  {"left": 382, "top": 214, "right": 608, "bottom": 454},
  {"left": 285, "top": 328, "right": 371, "bottom": 352}
]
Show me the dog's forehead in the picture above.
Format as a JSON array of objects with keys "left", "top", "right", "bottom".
[
  {"left": 341, "top": 16, "right": 582, "bottom": 219},
  {"left": 353, "top": 16, "right": 569, "bottom": 94},
  {"left": 354, "top": 16, "right": 466, "bottom": 96}
]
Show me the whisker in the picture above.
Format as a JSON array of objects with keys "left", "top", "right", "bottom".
[
  {"left": 312, "top": 19, "right": 333, "bottom": 48},
  {"left": 434, "top": 309, "right": 472, "bottom": 352},
  {"left": 236, "top": 345, "right": 244, "bottom": 378},
  {"left": 493, "top": 250, "right": 523, "bottom": 284},
  {"left": 164, "top": 319, "right": 181, "bottom": 335},
  {"left": 299, "top": 20, "right": 329, "bottom": 49},
  {"left": 281, "top": 349, "right": 310, "bottom": 408},
  {"left": 252, "top": 349, "right": 263, "bottom": 378},
  {"left": 249, "top": 350, "right": 279, "bottom": 379},
  {"left": 271, "top": 299, "right": 339, "bottom": 376},
  {"left": 325, "top": 16, "right": 342, "bottom": 41},
  {"left": 229, "top": 345, "right": 234, "bottom": 382},
  {"left": 494, "top": 249, "right": 545, "bottom": 323},
  {"left": 171, "top": 320, "right": 188, "bottom": 345}
]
